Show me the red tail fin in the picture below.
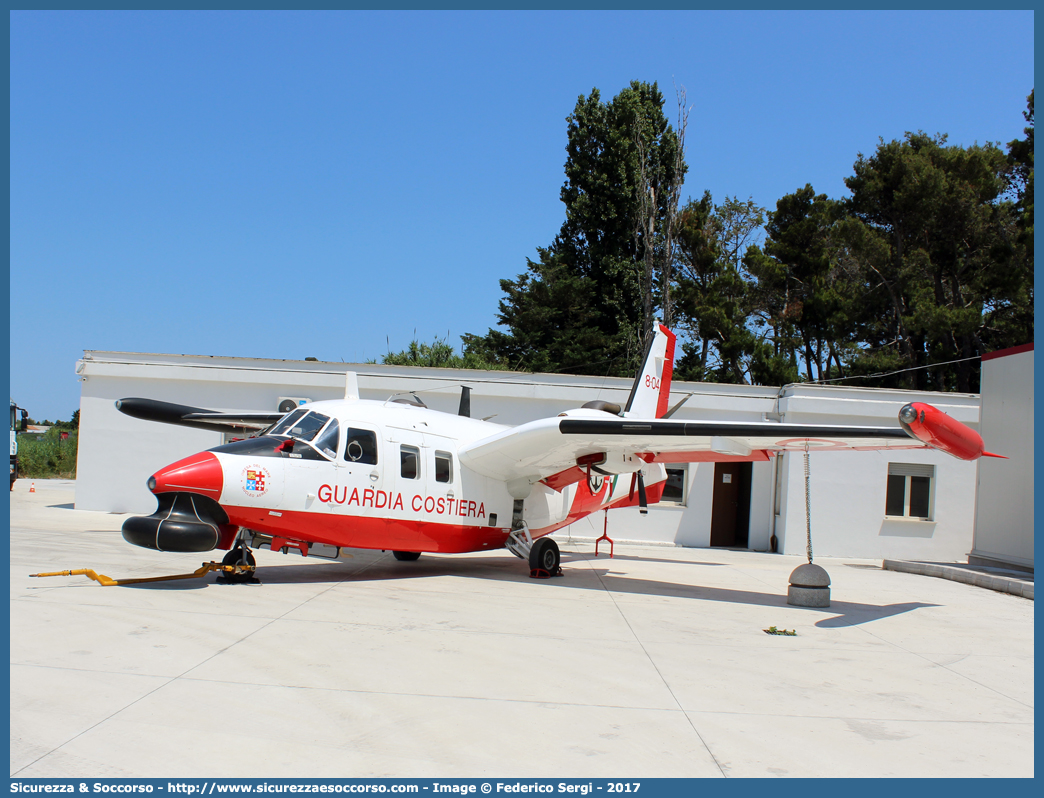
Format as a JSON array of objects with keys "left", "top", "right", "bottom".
[{"left": 623, "top": 324, "right": 677, "bottom": 419}]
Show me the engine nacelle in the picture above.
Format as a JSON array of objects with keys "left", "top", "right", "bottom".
[{"left": 122, "top": 492, "right": 238, "bottom": 552}]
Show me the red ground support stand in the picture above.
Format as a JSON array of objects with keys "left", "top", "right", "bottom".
[
  {"left": 529, "top": 566, "right": 564, "bottom": 579},
  {"left": 594, "top": 509, "right": 614, "bottom": 558}
]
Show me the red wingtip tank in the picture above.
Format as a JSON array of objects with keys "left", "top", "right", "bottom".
[{"left": 898, "top": 402, "right": 1007, "bottom": 461}]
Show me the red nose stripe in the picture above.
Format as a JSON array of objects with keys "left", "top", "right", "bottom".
[{"left": 151, "top": 452, "right": 223, "bottom": 496}]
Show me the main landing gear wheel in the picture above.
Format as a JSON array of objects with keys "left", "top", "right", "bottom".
[
  {"left": 528, "top": 537, "right": 562, "bottom": 578},
  {"left": 220, "top": 546, "right": 257, "bottom": 584},
  {"left": 392, "top": 551, "right": 421, "bottom": 561}
]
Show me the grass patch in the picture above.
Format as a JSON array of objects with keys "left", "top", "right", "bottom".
[{"left": 15, "top": 429, "right": 78, "bottom": 479}]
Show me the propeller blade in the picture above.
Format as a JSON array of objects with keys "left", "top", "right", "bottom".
[
  {"left": 637, "top": 471, "right": 648, "bottom": 515},
  {"left": 629, "top": 472, "right": 637, "bottom": 501}
]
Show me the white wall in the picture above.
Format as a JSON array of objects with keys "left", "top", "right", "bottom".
[
  {"left": 772, "top": 385, "right": 981, "bottom": 561},
  {"left": 775, "top": 449, "right": 979, "bottom": 561},
  {"left": 973, "top": 348, "right": 1034, "bottom": 568}
]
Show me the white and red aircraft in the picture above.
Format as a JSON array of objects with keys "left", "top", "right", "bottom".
[{"left": 114, "top": 325, "right": 1000, "bottom": 581}]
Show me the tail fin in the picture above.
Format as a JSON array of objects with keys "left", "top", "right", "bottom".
[{"left": 623, "top": 324, "right": 676, "bottom": 419}]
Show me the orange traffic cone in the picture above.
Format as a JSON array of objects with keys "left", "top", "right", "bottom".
[{"left": 29, "top": 482, "right": 35, "bottom": 493}]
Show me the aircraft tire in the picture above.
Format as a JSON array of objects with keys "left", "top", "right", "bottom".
[
  {"left": 392, "top": 551, "right": 421, "bottom": 561},
  {"left": 529, "top": 537, "right": 560, "bottom": 573},
  {"left": 221, "top": 546, "right": 256, "bottom": 583}
]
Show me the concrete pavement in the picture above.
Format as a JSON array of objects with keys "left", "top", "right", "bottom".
[{"left": 9, "top": 479, "right": 1034, "bottom": 778}]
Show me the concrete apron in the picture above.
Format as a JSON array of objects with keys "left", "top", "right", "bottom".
[{"left": 8, "top": 479, "right": 1035, "bottom": 779}]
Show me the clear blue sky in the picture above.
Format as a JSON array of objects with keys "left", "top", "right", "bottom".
[{"left": 9, "top": 9, "right": 1034, "bottom": 422}]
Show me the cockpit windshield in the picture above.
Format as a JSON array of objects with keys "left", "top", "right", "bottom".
[
  {"left": 269, "top": 408, "right": 307, "bottom": 436},
  {"left": 214, "top": 410, "right": 340, "bottom": 462},
  {"left": 269, "top": 409, "right": 332, "bottom": 443}
]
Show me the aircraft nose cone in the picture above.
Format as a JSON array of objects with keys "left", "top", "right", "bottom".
[{"left": 150, "top": 452, "right": 223, "bottom": 499}]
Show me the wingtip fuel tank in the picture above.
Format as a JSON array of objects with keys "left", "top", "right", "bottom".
[{"left": 898, "top": 402, "right": 1005, "bottom": 460}]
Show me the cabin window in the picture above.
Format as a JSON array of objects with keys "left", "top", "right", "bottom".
[
  {"left": 435, "top": 451, "right": 453, "bottom": 483},
  {"left": 659, "top": 466, "right": 688, "bottom": 505},
  {"left": 885, "top": 463, "right": 934, "bottom": 520},
  {"left": 312, "top": 420, "right": 340, "bottom": 460},
  {"left": 343, "top": 428, "right": 378, "bottom": 465},
  {"left": 400, "top": 445, "right": 420, "bottom": 479}
]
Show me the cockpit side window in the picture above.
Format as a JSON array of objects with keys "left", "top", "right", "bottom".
[
  {"left": 313, "top": 420, "right": 340, "bottom": 460},
  {"left": 343, "top": 428, "right": 378, "bottom": 465}
]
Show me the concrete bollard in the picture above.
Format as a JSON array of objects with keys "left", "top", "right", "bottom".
[{"left": 788, "top": 563, "right": 831, "bottom": 607}]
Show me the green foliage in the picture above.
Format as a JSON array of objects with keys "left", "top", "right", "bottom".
[
  {"left": 463, "top": 250, "right": 630, "bottom": 375},
  {"left": 25, "top": 409, "right": 79, "bottom": 430},
  {"left": 840, "top": 131, "right": 1026, "bottom": 391},
  {"left": 744, "top": 185, "right": 850, "bottom": 384},
  {"left": 673, "top": 192, "right": 774, "bottom": 384},
  {"left": 462, "top": 87, "right": 1032, "bottom": 393},
  {"left": 1004, "top": 90, "right": 1034, "bottom": 345},
  {"left": 16, "top": 428, "right": 78, "bottom": 479},
  {"left": 676, "top": 118, "right": 1031, "bottom": 391},
  {"left": 1006, "top": 90, "right": 1033, "bottom": 217},
  {"left": 382, "top": 336, "right": 509, "bottom": 371},
  {"left": 53, "top": 409, "right": 79, "bottom": 431}
]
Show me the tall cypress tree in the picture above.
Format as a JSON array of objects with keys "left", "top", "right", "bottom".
[{"left": 465, "top": 81, "right": 685, "bottom": 376}]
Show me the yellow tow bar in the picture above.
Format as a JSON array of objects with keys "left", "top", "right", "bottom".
[{"left": 29, "top": 561, "right": 255, "bottom": 586}]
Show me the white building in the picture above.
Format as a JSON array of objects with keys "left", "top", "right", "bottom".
[
  {"left": 972, "top": 344, "right": 1034, "bottom": 571},
  {"left": 74, "top": 350, "right": 983, "bottom": 561}
]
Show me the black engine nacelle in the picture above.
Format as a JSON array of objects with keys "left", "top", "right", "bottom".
[{"left": 122, "top": 492, "right": 236, "bottom": 553}]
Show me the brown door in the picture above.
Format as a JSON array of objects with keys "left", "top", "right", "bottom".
[{"left": 710, "top": 463, "right": 742, "bottom": 547}]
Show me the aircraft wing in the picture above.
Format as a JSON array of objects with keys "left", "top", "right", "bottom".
[
  {"left": 116, "top": 398, "right": 285, "bottom": 433},
  {"left": 457, "top": 414, "right": 924, "bottom": 488}
]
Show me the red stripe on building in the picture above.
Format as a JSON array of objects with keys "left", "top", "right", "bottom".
[{"left": 981, "top": 343, "right": 1034, "bottom": 361}]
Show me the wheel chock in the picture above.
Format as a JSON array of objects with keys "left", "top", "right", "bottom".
[
  {"left": 215, "top": 568, "right": 261, "bottom": 585},
  {"left": 528, "top": 566, "right": 563, "bottom": 579},
  {"left": 29, "top": 561, "right": 255, "bottom": 587}
]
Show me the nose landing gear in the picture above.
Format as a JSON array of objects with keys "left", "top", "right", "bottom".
[{"left": 219, "top": 545, "right": 259, "bottom": 584}]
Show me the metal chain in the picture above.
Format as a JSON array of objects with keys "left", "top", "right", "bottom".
[{"left": 803, "top": 446, "right": 813, "bottom": 564}]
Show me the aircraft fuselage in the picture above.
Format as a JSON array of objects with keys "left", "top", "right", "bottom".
[{"left": 130, "top": 398, "right": 664, "bottom": 557}]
